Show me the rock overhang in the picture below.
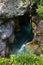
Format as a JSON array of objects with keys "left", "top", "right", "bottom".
[{"left": 0, "top": 0, "right": 30, "bottom": 18}]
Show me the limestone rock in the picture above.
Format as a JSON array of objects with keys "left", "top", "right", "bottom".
[
  {"left": 0, "top": 0, "right": 30, "bottom": 18},
  {"left": 0, "top": 20, "right": 14, "bottom": 39},
  {"left": 0, "top": 20, "right": 15, "bottom": 57},
  {"left": 0, "top": 40, "right": 9, "bottom": 57},
  {"left": 25, "top": 39, "right": 42, "bottom": 55},
  {"left": 33, "top": 22, "right": 43, "bottom": 43}
]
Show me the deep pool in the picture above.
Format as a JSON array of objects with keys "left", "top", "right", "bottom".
[{"left": 10, "top": 24, "right": 33, "bottom": 55}]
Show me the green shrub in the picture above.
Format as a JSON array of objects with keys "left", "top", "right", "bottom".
[
  {"left": 40, "top": 0, "right": 43, "bottom": 5},
  {"left": 36, "top": 5, "right": 43, "bottom": 19},
  {"left": 36, "top": 0, "right": 43, "bottom": 19},
  {"left": 0, "top": 53, "right": 43, "bottom": 65}
]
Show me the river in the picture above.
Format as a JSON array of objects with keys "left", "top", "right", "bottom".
[{"left": 10, "top": 24, "right": 33, "bottom": 55}]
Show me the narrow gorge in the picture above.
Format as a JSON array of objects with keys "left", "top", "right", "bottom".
[{"left": 0, "top": 0, "right": 43, "bottom": 57}]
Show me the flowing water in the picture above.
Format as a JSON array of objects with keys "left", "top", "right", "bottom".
[{"left": 10, "top": 23, "right": 33, "bottom": 55}]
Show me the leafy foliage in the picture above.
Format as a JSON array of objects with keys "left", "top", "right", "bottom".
[
  {"left": 36, "top": 5, "right": 43, "bottom": 19},
  {"left": 40, "top": 0, "right": 43, "bottom": 5},
  {"left": 36, "top": 0, "right": 43, "bottom": 19},
  {"left": 0, "top": 53, "right": 43, "bottom": 65}
]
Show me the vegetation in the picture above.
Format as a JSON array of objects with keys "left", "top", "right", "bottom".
[
  {"left": 30, "top": 0, "right": 43, "bottom": 19},
  {"left": 36, "top": 0, "right": 43, "bottom": 19},
  {"left": 0, "top": 53, "right": 43, "bottom": 65},
  {"left": 36, "top": 5, "right": 43, "bottom": 19}
]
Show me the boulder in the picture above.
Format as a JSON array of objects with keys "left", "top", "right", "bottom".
[{"left": 0, "top": 0, "right": 30, "bottom": 18}]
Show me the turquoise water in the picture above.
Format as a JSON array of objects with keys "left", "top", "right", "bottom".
[{"left": 10, "top": 24, "right": 33, "bottom": 54}]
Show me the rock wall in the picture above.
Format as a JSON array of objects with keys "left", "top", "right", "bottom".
[
  {"left": 0, "top": 0, "right": 30, "bottom": 18},
  {"left": 0, "top": 0, "right": 30, "bottom": 57}
]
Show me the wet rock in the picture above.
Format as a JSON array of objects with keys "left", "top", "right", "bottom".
[{"left": 0, "top": 0, "right": 30, "bottom": 18}]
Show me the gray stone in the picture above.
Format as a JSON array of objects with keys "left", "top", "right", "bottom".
[
  {"left": 0, "top": 40, "right": 6, "bottom": 52},
  {"left": 0, "top": 0, "right": 30, "bottom": 18},
  {"left": 0, "top": 20, "right": 14, "bottom": 39},
  {"left": 0, "top": 20, "right": 15, "bottom": 57},
  {"left": 0, "top": 39, "right": 10, "bottom": 57}
]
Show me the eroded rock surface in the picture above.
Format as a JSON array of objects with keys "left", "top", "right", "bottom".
[
  {"left": 0, "top": 0, "right": 30, "bottom": 18},
  {"left": 0, "top": 20, "right": 15, "bottom": 57},
  {"left": 33, "top": 22, "right": 43, "bottom": 43},
  {"left": 31, "top": 15, "right": 43, "bottom": 43},
  {"left": 0, "top": 0, "right": 31, "bottom": 57},
  {"left": 25, "top": 39, "right": 43, "bottom": 55}
]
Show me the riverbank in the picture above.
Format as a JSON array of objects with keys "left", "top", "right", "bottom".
[{"left": 25, "top": 19, "right": 43, "bottom": 55}]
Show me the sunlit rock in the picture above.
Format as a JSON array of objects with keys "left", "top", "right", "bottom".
[
  {"left": 33, "top": 21, "right": 43, "bottom": 43},
  {"left": 0, "top": 0, "right": 30, "bottom": 18},
  {"left": 25, "top": 39, "right": 42, "bottom": 55},
  {"left": 32, "top": 22, "right": 37, "bottom": 30}
]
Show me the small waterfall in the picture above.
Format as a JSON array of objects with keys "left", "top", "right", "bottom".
[{"left": 18, "top": 44, "right": 25, "bottom": 53}]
